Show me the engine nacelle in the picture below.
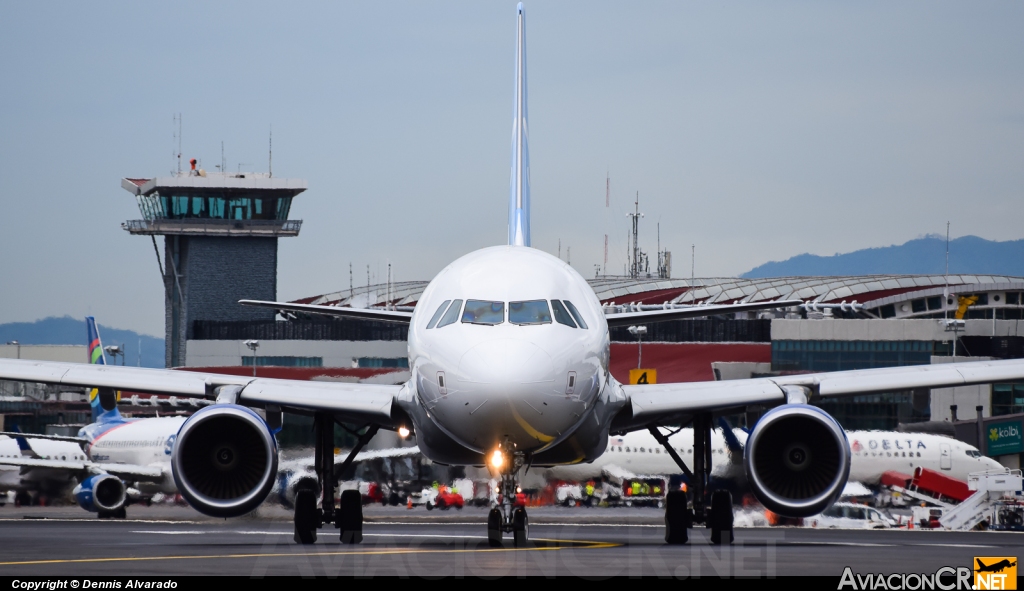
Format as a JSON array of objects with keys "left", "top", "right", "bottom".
[
  {"left": 74, "top": 474, "right": 126, "bottom": 513},
  {"left": 743, "top": 404, "right": 851, "bottom": 517},
  {"left": 171, "top": 404, "right": 278, "bottom": 518}
]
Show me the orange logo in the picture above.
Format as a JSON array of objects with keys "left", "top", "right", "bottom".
[{"left": 974, "top": 557, "right": 1017, "bottom": 590}]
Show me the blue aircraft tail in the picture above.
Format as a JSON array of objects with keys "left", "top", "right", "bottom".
[{"left": 86, "top": 317, "right": 122, "bottom": 424}]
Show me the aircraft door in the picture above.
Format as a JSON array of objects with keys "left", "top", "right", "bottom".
[{"left": 940, "top": 443, "right": 952, "bottom": 470}]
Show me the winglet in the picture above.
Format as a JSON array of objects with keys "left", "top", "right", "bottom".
[
  {"left": 508, "top": 2, "right": 530, "bottom": 247},
  {"left": 11, "top": 427, "right": 38, "bottom": 458}
]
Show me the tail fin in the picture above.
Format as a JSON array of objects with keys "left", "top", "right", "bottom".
[
  {"left": 508, "top": 2, "right": 531, "bottom": 247},
  {"left": 86, "top": 317, "right": 121, "bottom": 424}
]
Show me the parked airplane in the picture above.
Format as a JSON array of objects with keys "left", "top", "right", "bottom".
[
  {"left": 0, "top": 432, "right": 86, "bottom": 505},
  {"left": 545, "top": 427, "right": 1001, "bottom": 487},
  {"left": 3, "top": 3, "right": 1024, "bottom": 548}
]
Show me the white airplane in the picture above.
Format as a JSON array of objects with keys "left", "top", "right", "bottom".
[
  {"left": 3, "top": 3, "right": 1024, "bottom": 547},
  {"left": 0, "top": 434, "right": 86, "bottom": 505},
  {"left": 545, "top": 427, "right": 1002, "bottom": 487}
]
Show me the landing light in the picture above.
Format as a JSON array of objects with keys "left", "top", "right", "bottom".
[
  {"left": 398, "top": 426, "right": 410, "bottom": 439},
  {"left": 490, "top": 449, "right": 505, "bottom": 470}
]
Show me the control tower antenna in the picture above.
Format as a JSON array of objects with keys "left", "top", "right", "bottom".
[
  {"left": 268, "top": 126, "right": 273, "bottom": 178},
  {"left": 627, "top": 191, "right": 644, "bottom": 278},
  {"left": 603, "top": 172, "right": 609, "bottom": 276},
  {"left": 349, "top": 263, "right": 353, "bottom": 299},
  {"left": 172, "top": 114, "right": 182, "bottom": 175},
  {"left": 219, "top": 141, "right": 225, "bottom": 172}
]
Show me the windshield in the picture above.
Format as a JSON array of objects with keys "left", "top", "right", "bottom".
[
  {"left": 436, "top": 299, "right": 463, "bottom": 328},
  {"left": 509, "top": 300, "right": 551, "bottom": 325},
  {"left": 426, "top": 300, "right": 451, "bottom": 329},
  {"left": 551, "top": 300, "right": 577, "bottom": 328},
  {"left": 462, "top": 300, "right": 504, "bottom": 325},
  {"left": 563, "top": 300, "right": 588, "bottom": 329}
]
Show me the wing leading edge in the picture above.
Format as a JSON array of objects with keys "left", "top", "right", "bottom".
[
  {"left": 239, "top": 300, "right": 413, "bottom": 324},
  {"left": 0, "top": 359, "right": 401, "bottom": 427},
  {"left": 620, "top": 357, "right": 1024, "bottom": 429},
  {"left": 604, "top": 299, "right": 803, "bottom": 327}
]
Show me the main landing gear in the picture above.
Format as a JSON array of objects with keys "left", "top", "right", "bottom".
[
  {"left": 487, "top": 447, "right": 529, "bottom": 548},
  {"left": 650, "top": 412, "right": 733, "bottom": 546},
  {"left": 293, "top": 413, "right": 379, "bottom": 545}
]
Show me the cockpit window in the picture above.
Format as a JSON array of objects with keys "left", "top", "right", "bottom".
[
  {"left": 436, "top": 299, "right": 463, "bottom": 328},
  {"left": 509, "top": 300, "right": 551, "bottom": 325},
  {"left": 563, "top": 300, "right": 588, "bottom": 329},
  {"left": 462, "top": 300, "right": 504, "bottom": 325},
  {"left": 551, "top": 300, "right": 577, "bottom": 328},
  {"left": 426, "top": 300, "right": 452, "bottom": 329}
]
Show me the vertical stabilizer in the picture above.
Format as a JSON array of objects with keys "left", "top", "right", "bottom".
[
  {"left": 508, "top": 3, "right": 531, "bottom": 247},
  {"left": 86, "top": 317, "right": 122, "bottom": 424}
]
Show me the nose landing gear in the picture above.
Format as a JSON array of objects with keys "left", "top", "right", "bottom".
[{"left": 487, "top": 448, "right": 529, "bottom": 548}]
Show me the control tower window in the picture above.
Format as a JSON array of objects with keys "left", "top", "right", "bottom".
[
  {"left": 551, "top": 300, "right": 577, "bottom": 328},
  {"left": 509, "top": 300, "right": 551, "bottom": 325},
  {"left": 436, "top": 299, "right": 463, "bottom": 328},
  {"left": 563, "top": 300, "right": 588, "bottom": 329},
  {"left": 426, "top": 300, "right": 452, "bottom": 329},
  {"left": 462, "top": 300, "right": 505, "bottom": 325},
  {"left": 154, "top": 191, "right": 293, "bottom": 221}
]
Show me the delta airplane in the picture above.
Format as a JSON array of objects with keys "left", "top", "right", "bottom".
[
  {"left": 3, "top": 3, "right": 1024, "bottom": 547},
  {"left": 546, "top": 427, "right": 1001, "bottom": 487}
]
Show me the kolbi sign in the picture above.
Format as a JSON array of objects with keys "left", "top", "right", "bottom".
[{"left": 987, "top": 420, "right": 1024, "bottom": 456}]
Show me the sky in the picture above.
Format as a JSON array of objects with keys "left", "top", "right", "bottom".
[{"left": 1, "top": 1, "right": 1022, "bottom": 337}]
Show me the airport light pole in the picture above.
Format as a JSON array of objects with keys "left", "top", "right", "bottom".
[
  {"left": 104, "top": 345, "right": 124, "bottom": 366},
  {"left": 244, "top": 340, "right": 260, "bottom": 377}
]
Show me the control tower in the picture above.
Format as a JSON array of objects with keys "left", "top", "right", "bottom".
[{"left": 121, "top": 168, "right": 307, "bottom": 367}]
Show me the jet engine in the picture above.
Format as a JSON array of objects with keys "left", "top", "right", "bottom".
[
  {"left": 743, "top": 404, "right": 850, "bottom": 517},
  {"left": 171, "top": 404, "right": 278, "bottom": 518},
  {"left": 74, "top": 474, "right": 127, "bottom": 514}
]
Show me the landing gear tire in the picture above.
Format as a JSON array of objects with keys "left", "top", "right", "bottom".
[
  {"left": 512, "top": 507, "right": 529, "bottom": 548},
  {"left": 426, "top": 501, "right": 434, "bottom": 511},
  {"left": 664, "top": 490, "right": 689, "bottom": 545},
  {"left": 114, "top": 507, "right": 127, "bottom": 519},
  {"left": 487, "top": 508, "right": 503, "bottom": 548},
  {"left": 709, "top": 490, "right": 734, "bottom": 545},
  {"left": 388, "top": 492, "right": 400, "bottom": 506},
  {"left": 14, "top": 491, "right": 29, "bottom": 507},
  {"left": 338, "top": 489, "right": 363, "bottom": 544},
  {"left": 293, "top": 489, "right": 318, "bottom": 545}
]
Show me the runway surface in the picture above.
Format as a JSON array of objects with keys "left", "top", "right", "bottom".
[{"left": 0, "top": 505, "right": 1021, "bottom": 577}]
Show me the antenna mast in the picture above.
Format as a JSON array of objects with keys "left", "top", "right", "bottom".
[{"left": 268, "top": 126, "right": 273, "bottom": 177}]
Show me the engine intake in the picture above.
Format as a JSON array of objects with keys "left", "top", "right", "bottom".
[
  {"left": 171, "top": 404, "right": 278, "bottom": 518},
  {"left": 744, "top": 404, "right": 850, "bottom": 517},
  {"left": 74, "top": 474, "right": 126, "bottom": 513}
]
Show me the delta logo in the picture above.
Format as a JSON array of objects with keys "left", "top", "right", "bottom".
[
  {"left": 990, "top": 426, "right": 1019, "bottom": 443},
  {"left": 852, "top": 440, "right": 863, "bottom": 453},
  {"left": 974, "top": 557, "right": 1017, "bottom": 590}
]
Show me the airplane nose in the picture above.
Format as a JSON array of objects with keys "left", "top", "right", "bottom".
[{"left": 458, "top": 339, "right": 554, "bottom": 385}]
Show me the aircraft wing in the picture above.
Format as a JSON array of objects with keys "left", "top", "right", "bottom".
[
  {"left": 239, "top": 300, "right": 413, "bottom": 324},
  {"left": 605, "top": 299, "right": 803, "bottom": 327},
  {"left": 621, "top": 357, "right": 1024, "bottom": 427},
  {"left": 0, "top": 432, "right": 89, "bottom": 445},
  {"left": 0, "top": 359, "right": 401, "bottom": 427},
  {"left": 0, "top": 457, "right": 164, "bottom": 482}
]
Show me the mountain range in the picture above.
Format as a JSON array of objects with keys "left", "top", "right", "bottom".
[
  {"left": 741, "top": 235, "right": 1024, "bottom": 279},
  {"left": 0, "top": 316, "right": 163, "bottom": 368}
]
